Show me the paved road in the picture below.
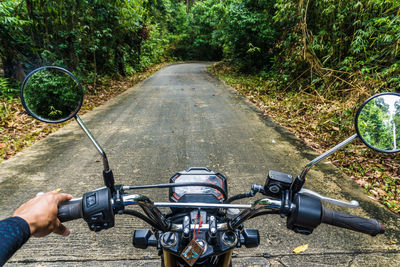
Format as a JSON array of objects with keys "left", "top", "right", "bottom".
[{"left": 0, "top": 63, "right": 399, "bottom": 266}]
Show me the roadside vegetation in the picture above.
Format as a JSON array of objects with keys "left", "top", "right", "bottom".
[
  {"left": 0, "top": 63, "right": 168, "bottom": 162},
  {"left": 1, "top": 0, "right": 399, "bottom": 212},
  {"left": 209, "top": 62, "right": 400, "bottom": 213}
]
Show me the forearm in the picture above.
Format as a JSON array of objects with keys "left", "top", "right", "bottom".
[{"left": 0, "top": 217, "right": 31, "bottom": 266}]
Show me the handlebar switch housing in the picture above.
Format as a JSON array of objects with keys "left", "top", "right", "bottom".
[
  {"left": 287, "top": 194, "right": 322, "bottom": 235},
  {"left": 82, "top": 187, "right": 115, "bottom": 232},
  {"left": 264, "top": 170, "right": 293, "bottom": 198}
]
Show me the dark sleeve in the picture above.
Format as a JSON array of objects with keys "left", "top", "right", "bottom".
[{"left": 0, "top": 217, "right": 31, "bottom": 266}]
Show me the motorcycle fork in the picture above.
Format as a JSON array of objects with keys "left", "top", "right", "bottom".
[
  {"left": 162, "top": 250, "right": 176, "bottom": 267},
  {"left": 221, "top": 250, "right": 233, "bottom": 267},
  {"left": 162, "top": 250, "right": 233, "bottom": 267}
]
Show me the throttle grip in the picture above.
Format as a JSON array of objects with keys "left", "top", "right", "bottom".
[
  {"left": 322, "top": 208, "right": 385, "bottom": 236},
  {"left": 58, "top": 198, "right": 83, "bottom": 222}
]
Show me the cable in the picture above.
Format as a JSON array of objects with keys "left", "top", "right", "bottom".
[
  {"left": 224, "top": 192, "right": 253, "bottom": 204},
  {"left": 248, "top": 211, "right": 280, "bottom": 220},
  {"left": 122, "top": 210, "right": 164, "bottom": 230}
]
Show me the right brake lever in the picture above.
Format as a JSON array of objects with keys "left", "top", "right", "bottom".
[{"left": 299, "top": 189, "right": 359, "bottom": 208}]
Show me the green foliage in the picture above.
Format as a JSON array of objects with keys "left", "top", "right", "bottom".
[
  {"left": 1, "top": 0, "right": 399, "bottom": 91},
  {"left": 357, "top": 95, "right": 400, "bottom": 151},
  {"left": 0, "top": 77, "right": 17, "bottom": 99},
  {"left": 23, "top": 69, "right": 82, "bottom": 121},
  {"left": 186, "top": 0, "right": 225, "bottom": 60},
  {"left": 220, "top": 0, "right": 276, "bottom": 72},
  {"left": 139, "top": 24, "right": 169, "bottom": 71},
  {"left": 0, "top": 0, "right": 176, "bottom": 86},
  {"left": 272, "top": 0, "right": 400, "bottom": 94},
  {"left": 169, "top": 0, "right": 276, "bottom": 71},
  {"left": 168, "top": 0, "right": 223, "bottom": 60}
]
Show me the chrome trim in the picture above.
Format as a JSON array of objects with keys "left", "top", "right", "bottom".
[
  {"left": 153, "top": 202, "right": 251, "bottom": 209},
  {"left": 121, "top": 194, "right": 281, "bottom": 231},
  {"left": 229, "top": 198, "right": 282, "bottom": 229},
  {"left": 160, "top": 232, "right": 177, "bottom": 248},
  {"left": 122, "top": 194, "right": 150, "bottom": 205},
  {"left": 299, "top": 134, "right": 358, "bottom": 180},
  {"left": 75, "top": 115, "right": 110, "bottom": 170},
  {"left": 252, "top": 198, "right": 282, "bottom": 209},
  {"left": 170, "top": 223, "right": 228, "bottom": 232},
  {"left": 123, "top": 195, "right": 252, "bottom": 209},
  {"left": 221, "top": 231, "right": 238, "bottom": 247},
  {"left": 299, "top": 188, "right": 359, "bottom": 208}
]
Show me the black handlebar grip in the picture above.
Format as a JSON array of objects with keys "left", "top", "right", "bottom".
[
  {"left": 58, "top": 199, "right": 83, "bottom": 222},
  {"left": 321, "top": 208, "right": 385, "bottom": 236}
]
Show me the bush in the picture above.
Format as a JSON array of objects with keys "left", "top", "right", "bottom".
[
  {"left": 221, "top": 0, "right": 276, "bottom": 72},
  {"left": 0, "top": 77, "right": 18, "bottom": 99}
]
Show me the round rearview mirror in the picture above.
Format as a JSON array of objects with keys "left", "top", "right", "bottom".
[
  {"left": 355, "top": 92, "right": 400, "bottom": 153},
  {"left": 20, "top": 66, "right": 83, "bottom": 123}
]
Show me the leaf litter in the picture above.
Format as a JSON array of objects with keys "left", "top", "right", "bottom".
[
  {"left": 0, "top": 63, "right": 168, "bottom": 164},
  {"left": 209, "top": 62, "right": 400, "bottom": 214}
]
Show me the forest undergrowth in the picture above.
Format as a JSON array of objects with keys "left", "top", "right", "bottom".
[{"left": 209, "top": 62, "right": 400, "bottom": 214}]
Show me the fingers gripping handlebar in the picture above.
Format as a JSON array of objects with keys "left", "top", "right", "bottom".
[
  {"left": 58, "top": 198, "right": 82, "bottom": 222},
  {"left": 57, "top": 187, "right": 114, "bottom": 231}
]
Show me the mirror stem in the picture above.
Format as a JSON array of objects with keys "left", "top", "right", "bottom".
[
  {"left": 75, "top": 115, "right": 115, "bottom": 194},
  {"left": 75, "top": 115, "right": 110, "bottom": 170},
  {"left": 299, "top": 134, "right": 358, "bottom": 180}
]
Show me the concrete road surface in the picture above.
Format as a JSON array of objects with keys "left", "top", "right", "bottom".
[{"left": 0, "top": 63, "right": 399, "bottom": 266}]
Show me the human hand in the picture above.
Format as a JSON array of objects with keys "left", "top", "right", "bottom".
[{"left": 13, "top": 190, "right": 73, "bottom": 237}]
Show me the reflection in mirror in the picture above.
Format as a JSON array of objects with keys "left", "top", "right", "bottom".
[
  {"left": 356, "top": 93, "right": 400, "bottom": 152},
  {"left": 21, "top": 67, "right": 83, "bottom": 123}
]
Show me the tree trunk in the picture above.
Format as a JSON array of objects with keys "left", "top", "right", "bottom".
[
  {"left": 15, "top": 63, "right": 26, "bottom": 82},
  {"left": 2, "top": 57, "right": 14, "bottom": 79},
  {"left": 67, "top": 1, "right": 77, "bottom": 68},
  {"left": 115, "top": 46, "right": 126, "bottom": 77},
  {"left": 2, "top": 55, "right": 26, "bottom": 82},
  {"left": 26, "top": 0, "right": 36, "bottom": 44}
]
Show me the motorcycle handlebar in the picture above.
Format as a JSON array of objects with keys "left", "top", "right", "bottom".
[
  {"left": 56, "top": 190, "right": 385, "bottom": 237},
  {"left": 321, "top": 208, "right": 385, "bottom": 236},
  {"left": 58, "top": 198, "right": 83, "bottom": 222}
]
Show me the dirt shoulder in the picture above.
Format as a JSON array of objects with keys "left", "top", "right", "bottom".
[
  {"left": 208, "top": 62, "right": 400, "bottom": 214},
  {"left": 0, "top": 63, "right": 170, "bottom": 163}
]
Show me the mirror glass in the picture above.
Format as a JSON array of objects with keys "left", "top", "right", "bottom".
[
  {"left": 21, "top": 66, "right": 83, "bottom": 123},
  {"left": 356, "top": 93, "right": 400, "bottom": 153}
]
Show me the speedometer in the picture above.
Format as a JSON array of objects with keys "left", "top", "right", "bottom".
[{"left": 169, "top": 167, "right": 228, "bottom": 204}]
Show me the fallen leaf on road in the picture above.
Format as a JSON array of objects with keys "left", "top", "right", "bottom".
[{"left": 293, "top": 243, "right": 308, "bottom": 254}]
